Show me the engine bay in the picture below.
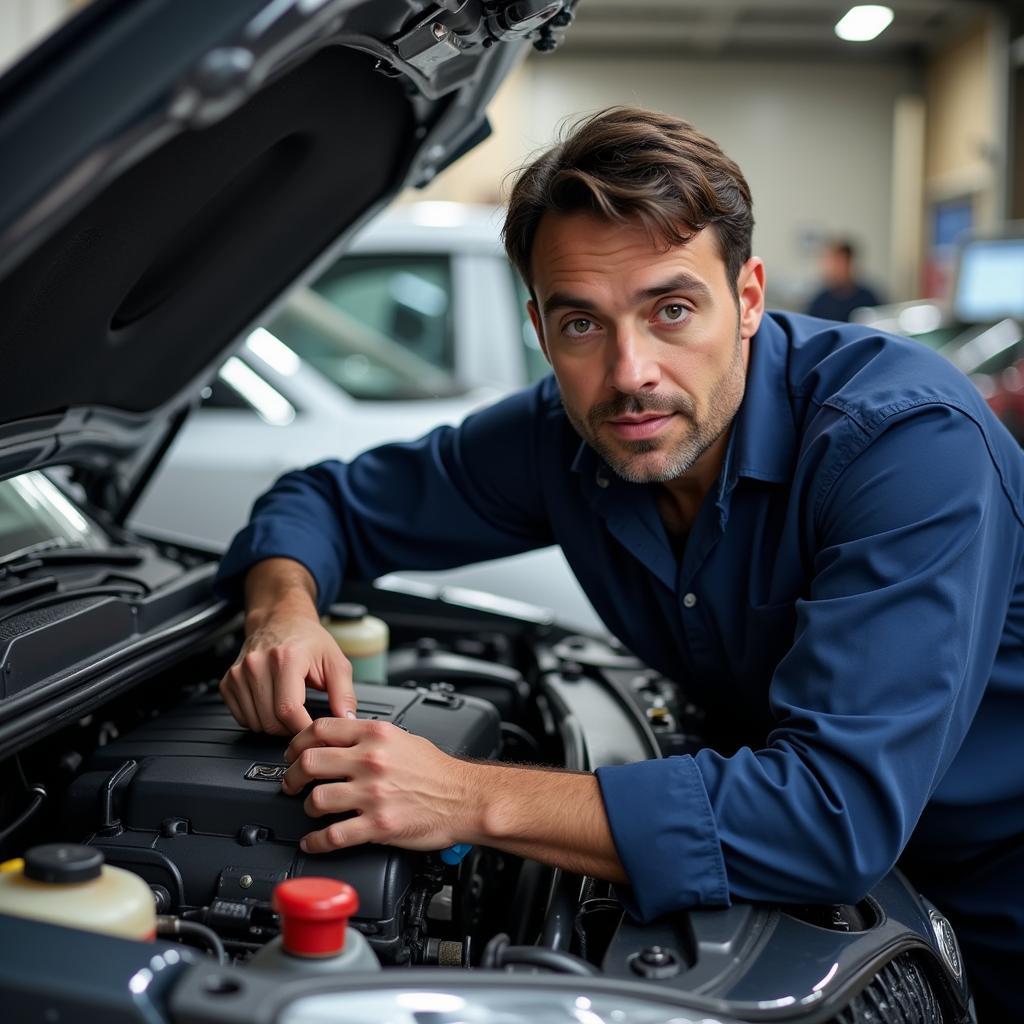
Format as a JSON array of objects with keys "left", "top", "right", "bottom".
[
  {"left": 65, "top": 682, "right": 506, "bottom": 966},
  {"left": 1, "top": 587, "right": 681, "bottom": 969},
  {"left": 0, "top": 581, "right": 974, "bottom": 1021}
]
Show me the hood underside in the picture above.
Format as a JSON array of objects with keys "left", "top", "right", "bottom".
[
  {"left": 2, "top": 45, "right": 410, "bottom": 423},
  {"left": 0, "top": 0, "right": 569, "bottom": 508}
]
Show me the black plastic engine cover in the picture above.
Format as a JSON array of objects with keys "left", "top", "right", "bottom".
[
  {"left": 66, "top": 684, "right": 499, "bottom": 844},
  {"left": 62, "top": 683, "right": 500, "bottom": 960}
]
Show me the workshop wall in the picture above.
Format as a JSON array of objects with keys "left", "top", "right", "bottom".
[
  {"left": 421, "top": 54, "right": 921, "bottom": 311},
  {"left": 925, "top": 15, "right": 1003, "bottom": 215},
  {"left": 920, "top": 12, "right": 1007, "bottom": 298}
]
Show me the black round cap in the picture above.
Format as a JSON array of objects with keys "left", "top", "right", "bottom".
[
  {"left": 327, "top": 603, "right": 367, "bottom": 622},
  {"left": 24, "top": 844, "right": 103, "bottom": 884}
]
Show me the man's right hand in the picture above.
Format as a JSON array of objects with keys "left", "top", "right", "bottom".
[{"left": 218, "top": 558, "right": 357, "bottom": 735}]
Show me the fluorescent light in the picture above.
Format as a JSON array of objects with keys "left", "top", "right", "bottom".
[
  {"left": 218, "top": 356, "right": 296, "bottom": 425},
  {"left": 246, "top": 327, "right": 300, "bottom": 376},
  {"left": 835, "top": 5, "right": 894, "bottom": 42}
]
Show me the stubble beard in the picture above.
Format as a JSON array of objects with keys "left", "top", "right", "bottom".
[{"left": 564, "top": 327, "right": 746, "bottom": 485}]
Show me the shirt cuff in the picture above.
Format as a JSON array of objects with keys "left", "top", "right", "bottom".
[
  {"left": 595, "top": 756, "right": 730, "bottom": 922},
  {"left": 213, "top": 519, "right": 344, "bottom": 614}
]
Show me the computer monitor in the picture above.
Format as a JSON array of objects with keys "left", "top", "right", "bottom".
[{"left": 954, "top": 235, "right": 1024, "bottom": 324}]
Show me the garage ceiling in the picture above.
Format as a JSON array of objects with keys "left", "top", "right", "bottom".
[{"left": 560, "top": 0, "right": 1003, "bottom": 59}]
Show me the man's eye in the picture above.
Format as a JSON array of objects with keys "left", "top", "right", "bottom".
[
  {"left": 656, "top": 303, "right": 688, "bottom": 323},
  {"left": 565, "top": 318, "right": 595, "bottom": 337}
]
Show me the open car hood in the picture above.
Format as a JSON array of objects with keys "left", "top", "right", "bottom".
[{"left": 0, "top": 0, "right": 572, "bottom": 516}]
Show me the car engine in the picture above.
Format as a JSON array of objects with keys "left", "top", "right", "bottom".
[
  {"left": 4, "top": 584, "right": 679, "bottom": 969},
  {"left": 63, "top": 681, "right": 504, "bottom": 966},
  {"left": 0, "top": 582, "right": 974, "bottom": 1022}
]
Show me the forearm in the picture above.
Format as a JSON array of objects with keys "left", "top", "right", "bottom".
[
  {"left": 462, "top": 761, "right": 628, "bottom": 884},
  {"left": 243, "top": 558, "right": 320, "bottom": 632}
]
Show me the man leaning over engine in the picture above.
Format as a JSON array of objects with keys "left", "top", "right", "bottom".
[{"left": 215, "top": 107, "right": 1024, "bottom": 1016}]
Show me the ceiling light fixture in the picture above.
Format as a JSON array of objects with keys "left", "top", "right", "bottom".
[{"left": 835, "top": 5, "right": 894, "bottom": 42}]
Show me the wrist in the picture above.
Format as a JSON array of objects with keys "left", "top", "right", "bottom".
[
  {"left": 243, "top": 558, "right": 320, "bottom": 634},
  {"left": 244, "top": 600, "right": 317, "bottom": 636},
  {"left": 456, "top": 760, "right": 510, "bottom": 846}
]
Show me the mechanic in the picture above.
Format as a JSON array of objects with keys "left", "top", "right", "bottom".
[{"left": 215, "top": 107, "right": 1024, "bottom": 1016}]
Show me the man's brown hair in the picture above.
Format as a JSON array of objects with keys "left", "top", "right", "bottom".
[{"left": 502, "top": 106, "right": 754, "bottom": 299}]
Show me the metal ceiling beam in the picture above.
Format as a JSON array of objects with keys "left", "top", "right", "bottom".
[
  {"left": 561, "top": 0, "right": 995, "bottom": 56},
  {"left": 579, "top": 0, "right": 989, "bottom": 12}
]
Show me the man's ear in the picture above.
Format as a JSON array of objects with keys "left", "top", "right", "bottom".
[
  {"left": 736, "top": 257, "right": 766, "bottom": 340},
  {"left": 527, "top": 299, "right": 551, "bottom": 364}
]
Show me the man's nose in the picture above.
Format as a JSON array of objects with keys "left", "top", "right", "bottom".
[{"left": 607, "top": 326, "right": 660, "bottom": 394}]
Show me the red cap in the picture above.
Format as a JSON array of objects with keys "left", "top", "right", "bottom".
[{"left": 273, "top": 877, "right": 360, "bottom": 957}]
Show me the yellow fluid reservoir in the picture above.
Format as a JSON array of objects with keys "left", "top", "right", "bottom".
[
  {"left": 0, "top": 844, "right": 155, "bottom": 940},
  {"left": 323, "top": 603, "right": 389, "bottom": 684}
]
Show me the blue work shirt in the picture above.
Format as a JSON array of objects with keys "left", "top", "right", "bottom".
[{"left": 217, "top": 313, "right": 1024, "bottom": 1008}]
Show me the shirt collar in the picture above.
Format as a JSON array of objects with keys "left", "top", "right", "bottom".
[
  {"left": 570, "top": 432, "right": 677, "bottom": 589},
  {"left": 570, "top": 436, "right": 592, "bottom": 477},
  {"left": 722, "top": 312, "right": 797, "bottom": 489}
]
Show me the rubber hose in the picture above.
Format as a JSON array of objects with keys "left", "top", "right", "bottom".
[{"left": 156, "top": 916, "right": 227, "bottom": 964}]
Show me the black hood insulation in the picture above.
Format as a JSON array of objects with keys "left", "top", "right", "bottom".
[{"left": 0, "top": 46, "right": 411, "bottom": 423}]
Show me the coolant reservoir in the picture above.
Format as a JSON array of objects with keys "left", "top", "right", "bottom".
[
  {"left": 323, "top": 603, "right": 389, "bottom": 684},
  {"left": 248, "top": 877, "right": 380, "bottom": 975},
  {"left": 0, "top": 844, "right": 155, "bottom": 940}
]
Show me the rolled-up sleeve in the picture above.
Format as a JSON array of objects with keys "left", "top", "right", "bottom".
[
  {"left": 597, "top": 755, "right": 729, "bottom": 919},
  {"left": 215, "top": 384, "right": 556, "bottom": 611},
  {"left": 598, "top": 403, "right": 1022, "bottom": 920}
]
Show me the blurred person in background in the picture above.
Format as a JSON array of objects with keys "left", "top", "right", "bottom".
[
  {"left": 806, "top": 238, "right": 881, "bottom": 321},
  {"left": 216, "top": 106, "right": 1023, "bottom": 1018}
]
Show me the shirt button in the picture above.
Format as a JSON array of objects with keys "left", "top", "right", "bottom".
[
  {"left": 596, "top": 471, "right": 610, "bottom": 489},
  {"left": 682, "top": 592, "right": 698, "bottom": 608}
]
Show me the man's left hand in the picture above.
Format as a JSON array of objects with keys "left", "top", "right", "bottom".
[{"left": 281, "top": 718, "right": 479, "bottom": 854}]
